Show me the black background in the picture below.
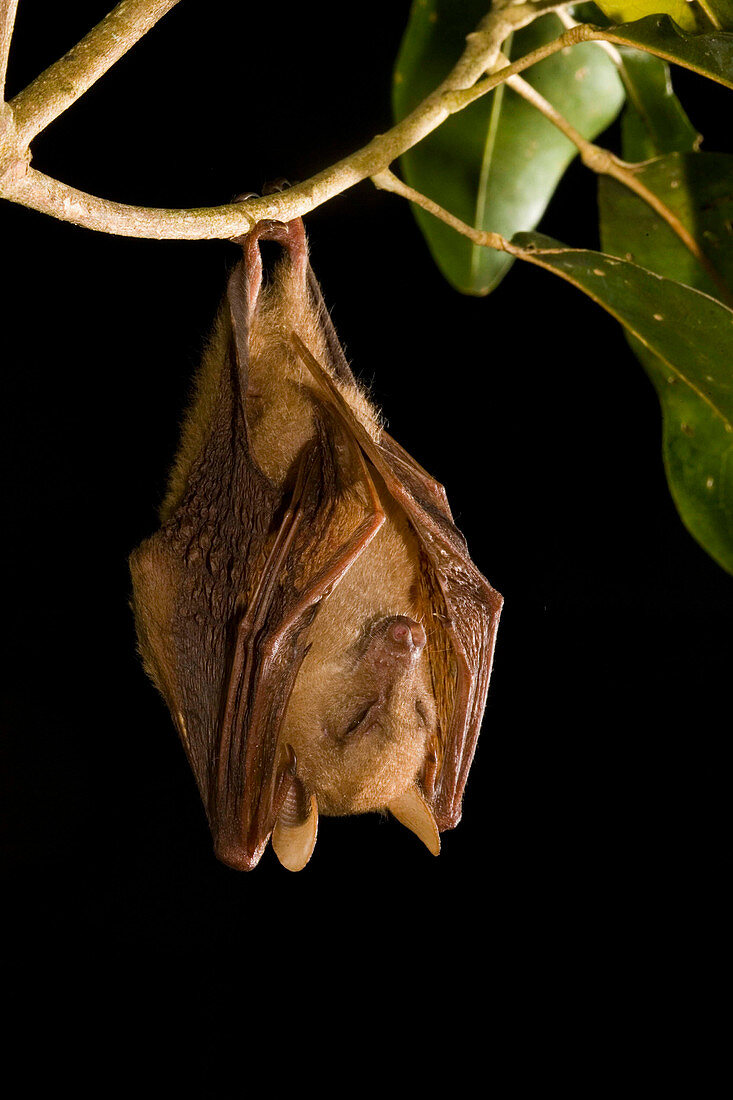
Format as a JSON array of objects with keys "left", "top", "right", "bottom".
[{"left": 0, "top": 0, "right": 729, "bottom": 1065}]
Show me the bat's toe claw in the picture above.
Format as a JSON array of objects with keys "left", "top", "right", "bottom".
[{"left": 263, "top": 178, "right": 293, "bottom": 195}]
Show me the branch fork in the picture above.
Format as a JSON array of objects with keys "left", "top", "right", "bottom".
[
  {"left": 0, "top": 0, "right": 724, "bottom": 258},
  {"left": 0, "top": 0, "right": 586, "bottom": 239}
]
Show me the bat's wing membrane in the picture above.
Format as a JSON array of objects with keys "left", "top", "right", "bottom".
[{"left": 213, "top": 428, "right": 385, "bottom": 869}]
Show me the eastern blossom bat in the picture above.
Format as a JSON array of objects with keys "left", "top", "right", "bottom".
[{"left": 129, "top": 215, "right": 502, "bottom": 871}]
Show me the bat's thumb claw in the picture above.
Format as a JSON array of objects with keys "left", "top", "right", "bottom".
[
  {"left": 272, "top": 785, "right": 319, "bottom": 872},
  {"left": 387, "top": 786, "right": 440, "bottom": 856}
]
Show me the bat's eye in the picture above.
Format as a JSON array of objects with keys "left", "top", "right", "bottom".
[
  {"left": 415, "top": 699, "right": 429, "bottom": 726},
  {"left": 342, "top": 699, "right": 379, "bottom": 738}
]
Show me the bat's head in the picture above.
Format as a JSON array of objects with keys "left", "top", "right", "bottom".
[
  {"left": 284, "top": 613, "right": 435, "bottom": 810},
  {"left": 273, "top": 607, "right": 442, "bottom": 871}
]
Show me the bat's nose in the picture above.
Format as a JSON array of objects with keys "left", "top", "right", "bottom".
[{"left": 386, "top": 616, "right": 426, "bottom": 656}]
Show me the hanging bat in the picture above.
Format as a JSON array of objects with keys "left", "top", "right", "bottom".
[{"left": 129, "top": 213, "right": 502, "bottom": 871}]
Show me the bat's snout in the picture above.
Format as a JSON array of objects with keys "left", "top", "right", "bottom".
[{"left": 388, "top": 616, "right": 426, "bottom": 652}]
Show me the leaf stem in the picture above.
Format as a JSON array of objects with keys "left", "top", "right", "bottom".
[
  {"left": 373, "top": 167, "right": 733, "bottom": 436},
  {"left": 372, "top": 168, "right": 512, "bottom": 254}
]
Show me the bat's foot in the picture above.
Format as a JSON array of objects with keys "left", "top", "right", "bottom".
[
  {"left": 229, "top": 183, "right": 306, "bottom": 291},
  {"left": 262, "top": 178, "right": 293, "bottom": 195},
  {"left": 237, "top": 218, "right": 308, "bottom": 313}
]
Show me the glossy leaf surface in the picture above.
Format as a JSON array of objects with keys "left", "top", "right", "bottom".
[
  {"left": 513, "top": 228, "right": 733, "bottom": 571},
  {"left": 598, "top": 153, "right": 733, "bottom": 571},
  {"left": 393, "top": 2, "right": 624, "bottom": 295},
  {"left": 602, "top": 14, "right": 733, "bottom": 87},
  {"left": 595, "top": 0, "right": 697, "bottom": 31}
]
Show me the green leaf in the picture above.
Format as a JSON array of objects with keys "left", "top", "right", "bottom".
[
  {"left": 599, "top": 153, "right": 733, "bottom": 295},
  {"left": 512, "top": 229, "right": 733, "bottom": 572},
  {"left": 595, "top": 0, "right": 697, "bottom": 31},
  {"left": 602, "top": 13, "right": 733, "bottom": 87},
  {"left": 393, "top": 3, "right": 625, "bottom": 295},
  {"left": 616, "top": 47, "right": 700, "bottom": 160},
  {"left": 597, "top": 153, "right": 733, "bottom": 571}
]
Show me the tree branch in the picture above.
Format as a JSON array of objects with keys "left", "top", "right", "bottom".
[
  {"left": 9, "top": 0, "right": 182, "bottom": 146},
  {"left": 1, "top": 1, "right": 568, "bottom": 238},
  {"left": 0, "top": 0, "right": 19, "bottom": 99},
  {"left": 22, "top": 0, "right": 715, "bottom": 246},
  {"left": 443, "top": 22, "right": 599, "bottom": 113}
]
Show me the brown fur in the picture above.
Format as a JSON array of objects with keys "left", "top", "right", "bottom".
[
  {"left": 282, "top": 486, "right": 436, "bottom": 815},
  {"left": 160, "top": 250, "right": 436, "bottom": 817},
  {"left": 129, "top": 222, "right": 503, "bottom": 870},
  {"left": 248, "top": 262, "right": 436, "bottom": 813},
  {"left": 161, "top": 256, "right": 381, "bottom": 519}
]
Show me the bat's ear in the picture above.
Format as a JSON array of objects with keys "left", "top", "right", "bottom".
[
  {"left": 272, "top": 778, "right": 319, "bottom": 872},
  {"left": 387, "top": 786, "right": 441, "bottom": 857}
]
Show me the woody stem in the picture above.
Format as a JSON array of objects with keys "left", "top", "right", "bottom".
[
  {"left": 0, "top": 1, "right": 579, "bottom": 238},
  {"left": 0, "top": 0, "right": 18, "bottom": 98},
  {"left": 9, "top": 0, "right": 183, "bottom": 146}
]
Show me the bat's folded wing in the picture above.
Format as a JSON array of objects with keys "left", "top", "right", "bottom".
[
  {"left": 293, "top": 335, "right": 503, "bottom": 832},
  {"left": 131, "top": 416, "right": 385, "bottom": 870}
]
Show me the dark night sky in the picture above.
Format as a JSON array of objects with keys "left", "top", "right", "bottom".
[{"left": 0, "top": 0, "right": 729, "bottom": 1056}]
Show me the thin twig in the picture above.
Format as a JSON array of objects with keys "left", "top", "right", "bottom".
[
  {"left": 372, "top": 168, "right": 512, "bottom": 254},
  {"left": 444, "top": 23, "right": 596, "bottom": 112},
  {"left": 0, "top": 0, "right": 18, "bottom": 99},
  {"left": 10, "top": 0, "right": 182, "bottom": 146},
  {"left": 373, "top": 166, "right": 733, "bottom": 429}
]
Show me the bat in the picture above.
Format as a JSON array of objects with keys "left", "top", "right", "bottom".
[{"left": 129, "top": 212, "right": 503, "bottom": 871}]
